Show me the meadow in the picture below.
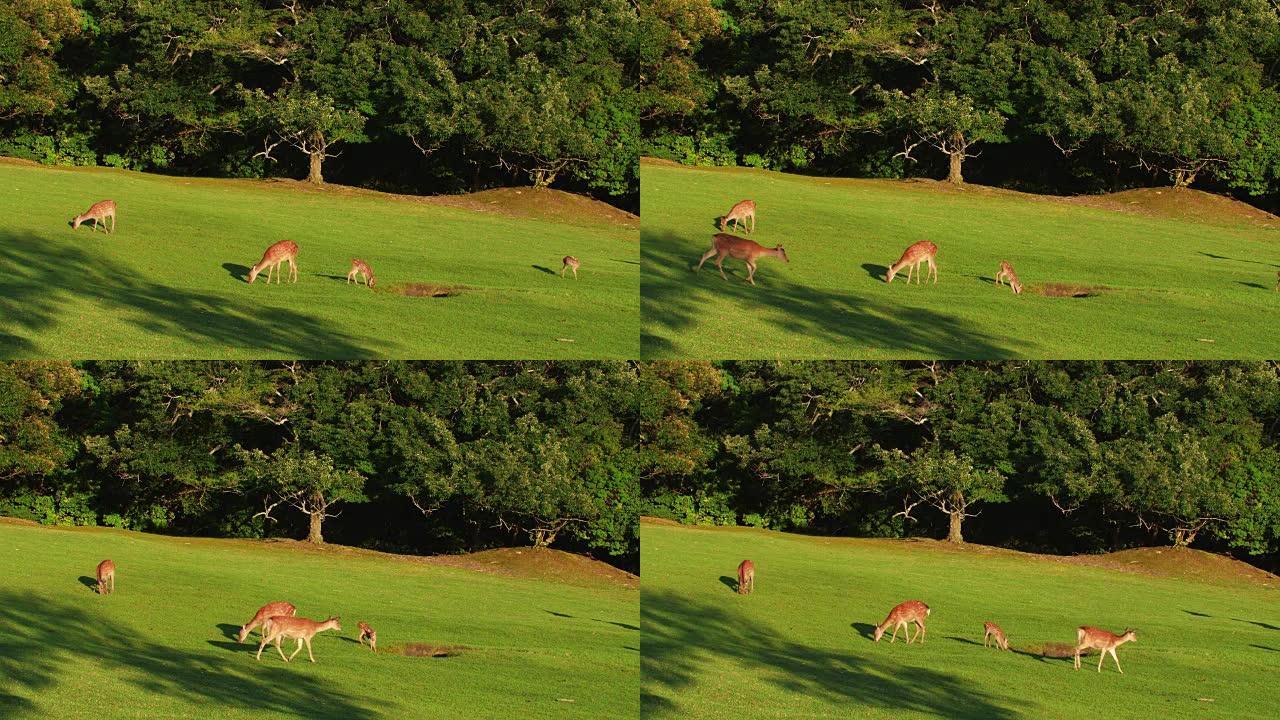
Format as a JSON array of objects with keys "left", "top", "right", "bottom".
[
  {"left": 641, "top": 518, "right": 1280, "bottom": 720},
  {"left": 0, "top": 518, "right": 639, "bottom": 720},
  {"left": 640, "top": 159, "right": 1280, "bottom": 359},
  {"left": 0, "top": 159, "right": 638, "bottom": 358}
]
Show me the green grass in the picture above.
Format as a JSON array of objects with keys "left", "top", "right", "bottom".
[
  {"left": 640, "top": 159, "right": 1280, "bottom": 358},
  {"left": 0, "top": 159, "right": 638, "bottom": 358},
  {"left": 641, "top": 519, "right": 1280, "bottom": 720},
  {"left": 0, "top": 520, "right": 638, "bottom": 719}
]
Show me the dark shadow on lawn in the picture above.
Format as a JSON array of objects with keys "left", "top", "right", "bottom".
[
  {"left": 1236, "top": 281, "right": 1272, "bottom": 290},
  {"left": 531, "top": 264, "right": 556, "bottom": 275},
  {"left": 718, "top": 576, "right": 739, "bottom": 593},
  {"left": 1235, "top": 619, "right": 1280, "bottom": 631},
  {"left": 1251, "top": 644, "right": 1280, "bottom": 653},
  {"left": 216, "top": 623, "right": 241, "bottom": 641},
  {"left": 945, "top": 635, "right": 984, "bottom": 647},
  {"left": 1199, "top": 252, "right": 1280, "bottom": 268},
  {"left": 0, "top": 591, "right": 380, "bottom": 719},
  {"left": 595, "top": 619, "right": 640, "bottom": 631},
  {"left": 861, "top": 263, "right": 888, "bottom": 281},
  {"left": 851, "top": 622, "right": 877, "bottom": 640},
  {"left": 644, "top": 590, "right": 1019, "bottom": 720},
  {"left": 314, "top": 273, "right": 352, "bottom": 283},
  {"left": 545, "top": 610, "right": 575, "bottom": 619},
  {"left": 77, "top": 576, "right": 98, "bottom": 592},
  {"left": 1183, "top": 610, "right": 1212, "bottom": 618},
  {"left": 611, "top": 259, "right": 641, "bottom": 266},
  {"left": 0, "top": 231, "right": 368, "bottom": 358},
  {"left": 222, "top": 263, "right": 251, "bottom": 282}
]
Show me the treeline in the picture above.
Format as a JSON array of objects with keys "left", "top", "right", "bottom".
[
  {"left": 1, "top": 0, "right": 638, "bottom": 208},
  {"left": 641, "top": 0, "right": 1280, "bottom": 208},
  {"left": 0, "top": 361, "right": 639, "bottom": 569},
  {"left": 640, "top": 361, "right": 1280, "bottom": 569}
]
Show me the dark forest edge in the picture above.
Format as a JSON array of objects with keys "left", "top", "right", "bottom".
[
  {"left": 639, "top": 361, "right": 1280, "bottom": 573},
  {"left": 1, "top": 1, "right": 638, "bottom": 211},
  {"left": 0, "top": 361, "right": 639, "bottom": 571},
  {"left": 641, "top": 1, "right": 1280, "bottom": 212}
]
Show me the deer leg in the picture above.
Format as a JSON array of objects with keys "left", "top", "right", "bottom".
[
  {"left": 918, "top": 622, "right": 925, "bottom": 644},
  {"left": 696, "top": 247, "right": 717, "bottom": 272},
  {"left": 1074, "top": 648, "right": 1081, "bottom": 670},
  {"left": 110, "top": 214, "right": 116, "bottom": 233},
  {"left": 931, "top": 259, "right": 938, "bottom": 284},
  {"left": 572, "top": 266, "right": 578, "bottom": 279},
  {"left": 716, "top": 255, "right": 728, "bottom": 281},
  {"left": 288, "top": 639, "right": 304, "bottom": 662},
  {"left": 290, "top": 258, "right": 297, "bottom": 283},
  {"left": 1111, "top": 648, "right": 1123, "bottom": 674},
  {"left": 255, "top": 635, "right": 269, "bottom": 660},
  {"left": 750, "top": 214, "right": 755, "bottom": 233},
  {"left": 745, "top": 260, "right": 756, "bottom": 285},
  {"left": 306, "top": 637, "right": 316, "bottom": 663},
  {"left": 1097, "top": 650, "right": 1105, "bottom": 672}
]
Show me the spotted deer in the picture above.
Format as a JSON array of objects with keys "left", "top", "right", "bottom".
[
  {"left": 737, "top": 559, "right": 755, "bottom": 595},
  {"left": 1074, "top": 627, "right": 1137, "bottom": 673},
  {"left": 983, "top": 621, "right": 1009, "bottom": 650},
  {"left": 256, "top": 616, "right": 342, "bottom": 663},
  {"left": 248, "top": 240, "right": 299, "bottom": 284},
  {"left": 874, "top": 600, "right": 930, "bottom": 644},
  {"left": 72, "top": 200, "right": 117, "bottom": 233},
  {"left": 358, "top": 621, "right": 378, "bottom": 652},
  {"left": 696, "top": 233, "right": 789, "bottom": 286},
  {"left": 995, "top": 261, "right": 1023, "bottom": 294},
  {"left": 238, "top": 601, "right": 298, "bottom": 643},
  {"left": 720, "top": 200, "right": 756, "bottom": 233},
  {"left": 347, "top": 258, "right": 376, "bottom": 288},
  {"left": 561, "top": 256, "right": 580, "bottom": 279},
  {"left": 96, "top": 559, "right": 116, "bottom": 595},
  {"left": 886, "top": 241, "right": 938, "bottom": 284}
]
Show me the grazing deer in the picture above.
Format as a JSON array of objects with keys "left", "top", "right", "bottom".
[
  {"left": 72, "top": 200, "right": 117, "bottom": 233},
  {"left": 1074, "top": 626, "right": 1137, "bottom": 673},
  {"left": 237, "top": 601, "right": 298, "bottom": 643},
  {"left": 995, "top": 261, "right": 1022, "bottom": 294},
  {"left": 347, "top": 258, "right": 376, "bottom": 288},
  {"left": 561, "top": 255, "right": 580, "bottom": 279},
  {"left": 95, "top": 559, "right": 115, "bottom": 595},
  {"left": 874, "top": 600, "right": 930, "bottom": 644},
  {"left": 358, "top": 621, "right": 378, "bottom": 652},
  {"left": 720, "top": 200, "right": 756, "bottom": 233},
  {"left": 886, "top": 241, "right": 938, "bottom": 284},
  {"left": 737, "top": 559, "right": 755, "bottom": 595},
  {"left": 256, "top": 616, "right": 342, "bottom": 663},
  {"left": 248, "top": 240, "right": 299, "bottom": 284},
  {"left": 983, "top": 621, "right": 1009, "bottom": 651},
  {"left": 696, "top": 233, "right": 789, "bottom": 286}
]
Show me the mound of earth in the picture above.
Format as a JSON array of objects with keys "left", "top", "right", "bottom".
[
  {"left": 424, "top": 547, "right": 639, "bottom": 590},
  {"left": 426, "top": 187, "right": 638, "bottom": 230},
  {"left": 1063, "top": 187, "right": 1280, "bottom": 228},
  {"left": 1064, "top": 546, "right": 1278, "bottom": 587}
]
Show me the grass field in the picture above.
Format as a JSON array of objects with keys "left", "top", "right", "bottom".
[
  {"left": 640, "top": 159, "right": 1280, "bottom": 358},
  {"left": 0, "top": 519, "right": 638, "bottom": 719},
  {"left": 641, "top": 518, "right": 1280, "bottom": 720},
  {"left": 0, "top": 159, "right": 638, "bottom": 358}
]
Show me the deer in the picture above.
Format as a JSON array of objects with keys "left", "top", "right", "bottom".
[
  {"left": 247, "top": 240, "right": 299, "bottom": 284},
  {"left": 1074, "top": 626, "right": 1137, "bottom": 673},
  {"left": 256, "top": 616, "right": 342, "bottom": 663},
  {"left": 561, "top": 256, "right": 580, "bottom": 279},
  {"left": 983, "top": 621, "right": 1009, "bottom": 651},
  {"left": 357, "top": 621, "right": 378, "bottom": 652},
  {"left": 237, "top": 601, "right": 298, "bottom": 643},
  {"left": 737, "top": 559, "right": 755, "bottom": 595},
  {"left": 696, "top": 233, "right": 789, "bottom": 286},
  {"left": 995, "top": 261, "right": 1023, "bottom": 294},
  {"left": 873, "top": 600, "right": 930, "bottom": 644},
  {"left": 95, "top": 559, "right": 116, "bottom": 595},
  {"left": 72, "top": 200, "right": 117, "bottom": 233},
  {"left": 885, "top": 241, "right": 938, "bottom": 285},
  {"left": 347, "top": 258, "right": 376, "bottom": 288},
  {"left": 720, "top": 199, "right": 756, "bottom": 233}
]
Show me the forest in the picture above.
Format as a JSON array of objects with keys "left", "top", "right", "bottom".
[
  {"left": 641, "top": 0, "right": 1280, "bottom": 209},
  {"left": 0, "top": 361, "right": 639, "bottom": 569},
  {"left": 0, "top": 0, "right": 638, "bottom": 208},
  {"left": 639, "top": 361, "right": 1280, "bottom": 570}
]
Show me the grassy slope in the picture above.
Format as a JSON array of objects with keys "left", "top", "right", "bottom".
[
  {"left": 0, "top": 520, "right": 638, "bottom": 720},
  {"left": 0, "top": 160, "right": 638, "bottom": 359},
  {"left": 641, "top": 519, "right": 1280, "bottom": 720},
  {"left": 640, "top": 159, "right": 1280, "bottom": 359}
]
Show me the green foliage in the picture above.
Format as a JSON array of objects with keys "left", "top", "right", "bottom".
[{"left": 0, "top": 130, "right": 97, "bottom": 166}]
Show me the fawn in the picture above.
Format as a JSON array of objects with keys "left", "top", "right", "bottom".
[
  {"left": 72, "top": 200, "right": 117, "bottom": 233},
  {"left": 737, "top": 559, "right": 755, "bottom": 595},
  {"left": 696, "top": 233, "right": 789, "bottom": 286},
  {"left": 358, "top": 621, "right": 378, "bottom": 652},
  {"left": 248, "top": 240, "right": 299, "bottom": 284},
  {"left": 1074, "top": 626, "right": 1137, "bottom": 673},
  {"left": 561, "top": 255, "right": 580, "bottom": 279},
  {"left": 874, "top": 600, "right": 930, "bottom": 644},
  {"left": 886, "top": 241, "right": 938, "bottom": 284},
  {"left": 96, "top": 559, "right": 115, "bottom": 595},
  {"left": 720, "top": 200, "right": 756, "bottom": 233},
  {"left": 983, "top": 621, "right": 1009, "bottom": 651},
  {"left": 347, "top": 258, "right": 376, "bottom": 288},
  {"left": 995, "top": 261, "right": 1023, "bottom": 294},
  {"left": 238, "top": 601, "right": 298, "bottom": 643},
  {"left": 256, "top": 616, "right": 342, "bottom": 663}
]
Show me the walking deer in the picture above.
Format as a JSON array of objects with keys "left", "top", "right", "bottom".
[
  {"left": 358, "top": 621, "right": 377, "bottom": 652},
  {"left": 720, "top": 200, "right": 756, "bottom": 233},
  {"left": 737, "top": 559, "right": 755, "bottom": 595},
  {"left": 72, "top": 200, "right": 117, "bottom": 233},
  {"left": 995, "top": 261, "right": 1022, "bottom": 294},
  {"left": 886, "top": 241, "right": 938, "bottom": 284},
  {"left": 256, "top": 616, "right": 342, "bottom": 663},
  {"left": 983, "top": 621, "right": 1009, "bottom": 651},
  {"left": 696, "top": 233, "right": 789, "bottom": 286},
  {"left": 237, "top": 601, "right": 298, "bottom": 643},
  {"left": 248, "top": 240, "right": 299, "bottom": 284},
  {"left": 561, "top": 256, "right": 580, "bottom": 279},
  {"left": 874, "top": 600, "right": 930, "bottom": 644},
  {"left": 347, "top": 259, "right": 375, "bottom": 288},
  {"left": 1074, "top": 626, "right": 1137, "bottom": 673},
  {"left": 95, "top": 559, "right": 115, "bottom": 595}
]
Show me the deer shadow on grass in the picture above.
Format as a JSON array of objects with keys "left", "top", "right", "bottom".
[
  {"left": 1234, "top": 618, "right": 1280, "bottom": 631},
  {"left": 1235, "top": 281, "right": 1272, "bottom": 291},
  {"left": 77, "top": 576, "right": 98, "bottom": 593},
  {"left": 545, "top": 610, "right": 575, "bottom": 619},
  {"left": 531, "top": 264, "right": 557, "bottom": 275},
  {"left": 851, "top": 622, "right": 877, "bottom": 641},
  {"left": 222, "top": 263, "right": 251, "bottom": 282},
  {"left": 0, "top": 591, "right": 382, "bottom": 719},
  {"left": 860, "top": 263, "right": 888, "bottom": 282},
  {"left": 0, "top": 230, "right": 370, "bottom": 358},
  {"left": 642, "top": 590, "right": 1020, "bottom": 720},
  {"left": 1199, "top": 252, "right": 1280, "bottom": 269},
  {"left": 718, "top": 576, "right": 740, "bottom": 593},
  {"left": 1251, "top": 644, "right": 1280, "bottom": 653}
]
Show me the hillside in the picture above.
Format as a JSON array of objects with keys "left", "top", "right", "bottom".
[
  {"left": 640, "top": 159, "right": 1280, "bottom": 359},
  {"left": 0, "top": 519, "right": 638, "bottom": 719},
  {"left": 0, "top": 159, "right": 638, "bottom": 359}
]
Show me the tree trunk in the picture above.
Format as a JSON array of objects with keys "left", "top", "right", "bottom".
[
  {"left": 947, "top": 148, "right": 965, "bottom": 184},
  {"left": 532, "top": 528, "right": 557, "bottom": 548},
  {"left": 307, "top": 149, "right": 325, "bottom": 184},
  {"left": 947, "top": 490, "right": 965, "bottom": 543},
  {"left": 1172, "top": 527, "right": 1196, "bottom": 547},
  {"left": 1172, "top": 169, "right": 1195, "bottom": 188},
  {"left": 307, "top": 509, "right": 324, "bottom": 544}
]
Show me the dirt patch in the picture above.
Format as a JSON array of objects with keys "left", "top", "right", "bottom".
[
  {"left": 1026, "top": 642, "right": 1083, "bottom": 659},
  {"left": 1029, "top": 283, "right": 1110, "bottom": 298},
  {"left": 426, "top": 187, "right": 638, "bottom": 231},
  {"left": 383, "top": 642, "right": 468, "bottom": 658},
  {"left": 385, "top": 282, "right": 467, "bottom": 298},
  {"left": 425, "top": 547, "right": 639, "bottom": 590}
]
